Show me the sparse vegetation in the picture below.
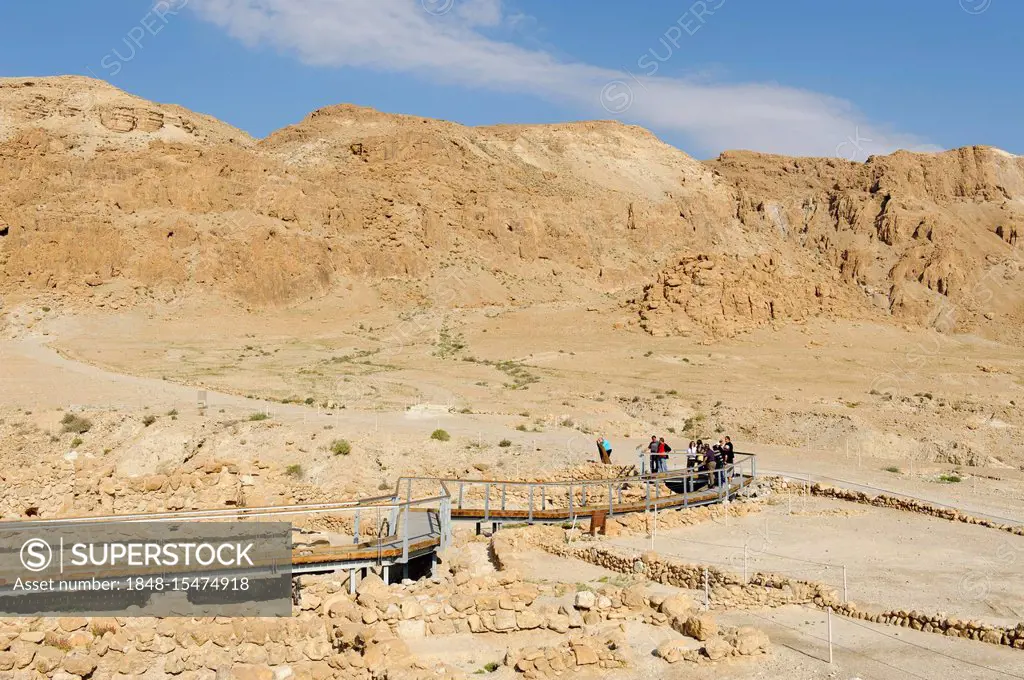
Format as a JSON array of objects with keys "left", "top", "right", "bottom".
[
  {"left": 249, "top": 412, "right": 270, "bottom": 421},
  {"left": 167, "top": 409, "right": 178, "bottom": 416},
  {"left": 90, "top": 621, "right": 118, "bottom": 637},
  {"left": 70, "top": 437, "right": 83, "bottom": 448},
  {"left": 938, "top": 474, "right": 962, "bottom": 484},
  {"left": 60, "top": 413, "right": 92, "bottom": 434},
  {"left": 498, "top": 439, "right": 512, "bottom": 448},
  {"left": 431, "top": 429, "right": 451, "bottom": 442},
  {"left": 305, "top": 397, "right": 315, "bottom": 405},
  {"left": 285, "top": 464, "right": 303, "bottom": 478},
  {"left": 433, "top": 323, "right": 467, "bottom": 359},
  {"left": 331, "top": 439, "right": 351, "bottom": 456},
  {"left": 142, "top": 415, "right": 157, "bottom": 427},
  {"left": 43, "top": 633, "right": 72, "bottom": 651},
  {"left": 683, "top": 413, "right": 706, "bottom": 434},
  {"left": 883, "top": 466, "right": 900, "bottom": 473},
  {"left": 515, "top": 424, "right": 528, "bottom": 432}
]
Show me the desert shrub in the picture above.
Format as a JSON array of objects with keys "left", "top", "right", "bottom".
[
  {"left": 167, "top": 409, "right": 178, "bottom": 416},
  {"left": 60, "top": 413, "right": 92, "bottom": 434},
  {"left": 142, "top": 415, "right": 157, "bottom": 427},
  {"left": 498, "top": 439, "right": 512, "bottom": 448},
  {"left": 43, "top": 633, "right": 71, "bottom": 651},
  {"left": 331, "top": 439, "right": 351, "bottom": 456},
  {"left": 285, "top": 464, "right": 303, "bottom": 478},
  {"left": 883, "top": 466, "right": 900, "bottom": 473},
  {"left": 515, "top": 424, "right": 528, "bottom": 432},
  {"left": 305, "top": 397, "right": 315, "bottom": 405},
  {"left": 90, "top": 621, "right": 118, "bottom": 637},
  {"left": 430, "top": 429, "right": 451, "bottom": 442},
  {"left": 70, "top": 437, "right": 83, "bottom": 448},
  {"left": 249, "top": 412, "right": 269, "bottom": 421},
  {"left": 939, "top": 474, "right": 962, "bottom": 483}
]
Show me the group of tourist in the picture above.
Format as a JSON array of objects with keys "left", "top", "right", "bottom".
[
  {"left": 648, "top": 435, "right": 735, "bottom": 486},
  {"left": 595, "top": 434, "right": 737, "bottom": 487}
]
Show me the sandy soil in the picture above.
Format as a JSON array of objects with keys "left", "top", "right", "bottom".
[{"left": 613, "top": 495, "right": 1024, "bottom": 626}]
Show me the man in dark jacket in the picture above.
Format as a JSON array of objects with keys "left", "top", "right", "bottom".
[{"left": 648, "top": 436, "right": 659, "bottom": 474}]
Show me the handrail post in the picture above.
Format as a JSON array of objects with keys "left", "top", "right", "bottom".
[
  {"left": 406, "top": 478, "right": 413, "bottom": 504},
  {"left": 528, "top": 486, "right": 534, "bottom": 523},
  {"left": 354, "top": 510, "right": 361, "bottom": 544},
  {"left": 484, "top": 483, "right": 490, "bottom": 522},
  {"left": 541, "top": 486, "right": 546, "bottom": 510},
  {"left": 568, "top": 483, "right": 574, "bottom": 520},
  {"left": 607, "top": 484, "right": 613, "bottom": 517},
  {"left": 402, "top": 506, "right": 409, "bottom": 563},
  {"left": 458, "top": 483, "right": 464, "bottom": 510},
  {"left": 501, "top": 484, "right": 507, "bottom": 511},
  {"left": 582, "top": 483, "right": 587, "bottom": 507}
]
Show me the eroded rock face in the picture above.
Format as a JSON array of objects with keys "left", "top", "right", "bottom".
[
  {"left": 0, "top": 77, "right": 1020, "bottom": 342},
  {"left": 98, "top": 106, "right": 165, "bottom": 134}
]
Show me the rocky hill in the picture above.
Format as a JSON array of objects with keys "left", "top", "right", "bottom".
[{"left": 0, "top": 76, "right": 1021, "bottom": 341}]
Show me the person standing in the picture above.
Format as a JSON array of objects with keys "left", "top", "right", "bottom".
[
  {"left": 704, "top": 444, "right": 717, "bottom": 487},
  {"left": 723, "top": 436, "right": 735, "bottom": 480},
  {"left": 647, "top": 436, "right": 663, "bottom": 473},
  {"left": 595, "top": 436, "right": 612, "bottom": 464},
  {"left": 657, "top": 437, "right": 672, "bottom": 473}
]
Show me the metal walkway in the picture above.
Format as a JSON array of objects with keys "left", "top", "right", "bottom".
[{"left": 0, "top": 455, "right": 757, "bottom": 585}]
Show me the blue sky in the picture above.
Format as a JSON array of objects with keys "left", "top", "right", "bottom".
[{"left": 1, "top": 0, "right": 1020, "bottom": 159}]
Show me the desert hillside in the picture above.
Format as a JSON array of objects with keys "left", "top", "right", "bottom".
[{"left": 0, "top": 76, "right": 1021, "bottom": 343}]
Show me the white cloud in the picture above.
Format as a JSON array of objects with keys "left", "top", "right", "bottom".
[{"left": 186, "top": 0, "right": 939, "bottom": 157}]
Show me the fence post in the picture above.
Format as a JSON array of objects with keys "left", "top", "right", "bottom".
[
  {"left": 484, "top": 483, "right": 490, "bottom": 522},
  {"left": 528, "top": 486, "right": 535, "bottom": 523},
  {"left": 568, "top": 484, "right": 574, "bottom": 519},
  {"left": 703, "top": 568, "right": 709, "bottom": 610},
  {"left": 353, "top": 510, "right": 361, "bottom": 545},
  {"left": 827, "top": 606, "right": 833, "bottom": 664},
  {"left": 608, "top": 484, "right": 613, "bottom": 517}
]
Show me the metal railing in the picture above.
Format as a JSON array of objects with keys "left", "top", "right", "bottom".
[{"left": 396, "top": 453, "right": 757, "bottom": 524}]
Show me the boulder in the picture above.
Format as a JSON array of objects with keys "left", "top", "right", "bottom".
[
  {"left": 621, "top": 584, "right": 648, "bottom": 609},
  {"left": 728, "top": 626, "right": 769, "bottom": 655},
  {"left": 517, "top": 611, "right": 542, "bottom": 630},
  {"left": 654, "top": 639, "right": 700, "bottom": 664},
  {"left": 570, "top": 641, "right": 599, "bottom": 666},
  {"left": 703, "top": 637, "right": 733, "bottom": 661},
  {"left": 356, "top": 573, "right": 389, "bottom": 601},
  {"left": 574, "top": 591, "right": 597, "bottom": 610},
  {"left": 61, "top": 651, "right": 97, "bottom": 677},
  {"left": 680, "top": 613, "right": 718, "bottom": 641},
  {"left": 660, "top": 594, "right": 697, "bottom": 622},
  {"left": 493, "top": 610, "right": 517, "bottom": 632}
]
